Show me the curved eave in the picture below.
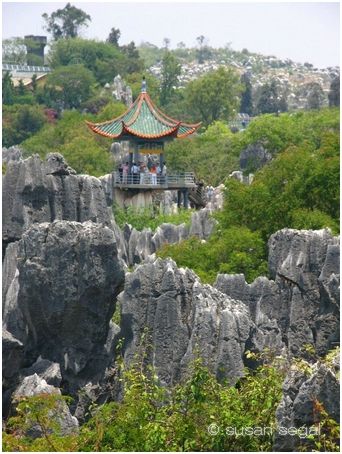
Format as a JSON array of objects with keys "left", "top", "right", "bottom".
[
  {"left": 176, "top": 123, "right": 202, "bottom": 138},
  {"left": 122, "top": 122, "right": 180, "bottom": 139},
  {"left": 85, "top": 120, "right": 123, "bottom": 139}
]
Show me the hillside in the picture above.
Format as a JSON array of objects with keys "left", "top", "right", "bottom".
[{"left": 139, "top": 43, "right": 339, "bottom": 110}]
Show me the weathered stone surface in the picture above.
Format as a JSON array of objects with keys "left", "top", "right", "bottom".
[
  {"left": 229, "top": 170, "right": 254, "bottom": 185},
  {"left": 153, "top": 222, "right": 190, "bottom": 250},
  {"left": 21, "top": 358, "right": 62, "bottom": 388},
  {"left": 44, "top": 152, "right": 76, "bottom": 175},
  {"left": 189, "top": 207, "right": 217, "bottom": 239},
  {"left": 2, "top": 242, "right": 26, "bottom": 344},
  {"left": 274, "top": 354, "right": 340, "bottom": 451},
  {"left": 215, "top": 229, "right": 340, "bottom": 357},
  {"left": 12, "top": 373, "right": 79, "bottom": 437},
  {"left": 119, "top": 258, "right": 252, "bottom": 385},
  {"left": 206, "top": 184, "right": 224, "bottom": 211},
  {"left": 239, "top": 143, "right": 272, "bottom": 171},
  {"left": 2, "top": 329, "right": 24, "bottom": 380},
  {"left": 6, "top": 221, "right": 124, "bottom": 383},
  {"left": 3, "top": 154, "right": 112, "bottom": 243},
  {"left": 2, "top": 146, "right": 23, "bottom": 164}
]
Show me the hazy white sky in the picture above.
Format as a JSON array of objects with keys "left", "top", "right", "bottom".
[{"left": 2, "top": 1, "right": 340, "bottom": 68}]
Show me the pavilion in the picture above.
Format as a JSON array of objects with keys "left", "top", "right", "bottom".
[{"left": 86, "top": 78, "right": 203, "bottom": 207}]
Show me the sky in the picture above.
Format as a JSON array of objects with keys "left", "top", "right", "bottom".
[{"left": 1, "top": 1, "right": 340, "bottom": 68}]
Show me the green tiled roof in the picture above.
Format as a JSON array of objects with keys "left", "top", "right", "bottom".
[{"left": 86, "top": 90, "right": 201, "bottom": 140}]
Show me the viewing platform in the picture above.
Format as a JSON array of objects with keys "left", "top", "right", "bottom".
[{"left": 112, "top": 172, "right": 196, "bottom": 190}]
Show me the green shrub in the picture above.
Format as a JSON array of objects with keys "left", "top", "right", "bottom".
[
  {"left": 113, "top": 205, "right": 194, "bottom": 232},
  {"left": 157, "top": 226, "right": 268, "bottom": 284}
]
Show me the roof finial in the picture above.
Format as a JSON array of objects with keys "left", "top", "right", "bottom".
[{"left": 141, "top": 76, "right": 147, "bottom": 93}]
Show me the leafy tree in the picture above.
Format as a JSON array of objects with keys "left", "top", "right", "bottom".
[
  {"left": 163, "top": 37, "right": 170, "bottom": 49},
  {"left": 3, "top": 104, "right": 47, "bottom": 147},
  {"left": 45, "top": 64, "right": 95, "bottom": 109},
  {"left": 305, "top": 82, "right": 325, "bottom": 110},
  {"left": 328, "top": 75, "right": 340, "bottom": 107},
  {"left": 196, "top": 35, "right": 212, "bottom": 63},
  {"left": 159, "top": 51, "right": 181, "bottom": 106},
  {"left": 2, "top": 37, "right": 27, "bottom": 64},
  {"left": 165, "top": 120, "right": 240, "bottom": 186},
  {"left": 107, "top": 27, "right": 121, "bottom": 46},
  {"left": 21, "top": 105, "right": 125, "bottom": 176},
  {"left": 48, "top": 38, "right": 126, "bottom": 85},
  {"left": 120, "top": 41, "right": 144, "bottom": 74},
  {"left": 31, "top": 74, "right": 38, "bottom": 93},
  {"left": 16, "top": 79, "right": 26, "bottom": 96},
  {"left": 255, "top": 79, "right": 287, "bottom": 115},
  {"left": 240, "top": 72, "right": 253, "bottom": 114},
  {"left": 42, "top": 2, "right": 91, "bottom": 40},
  {"left": 2, "top": 71, "right": 14, "bottom": 105},
  {"left": 184, "top": 67, "right": 242, "bottom": 126}
]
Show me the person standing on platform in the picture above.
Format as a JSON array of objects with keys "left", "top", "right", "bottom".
[
  {"left": 123, "top": 162, "right": 129, "bottom": 183},
  {"left": 150, "top": 164, "right": 157, "bottom": 185},
  {"left": 118, "top": 163, "right": 123, "bottom": 183},
  {"left": 132, "top": 162, "right": 139, "bottom": 184},
  {"left": 162, "top": 162, "right": 167, "bottom": 184}
]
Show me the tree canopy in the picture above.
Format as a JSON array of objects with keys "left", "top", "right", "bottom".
[
  {"left": 45, "top": 64, "right": 95, "bottom": 109},
  {"left": 160, "top": 51, "right": 181, "bottom": 106},
  {"left": 185, "top": 67, "right": 242, "bottom": 126},
  {"left": 42, "top": 3, "right": 91, "bottom": 40}
]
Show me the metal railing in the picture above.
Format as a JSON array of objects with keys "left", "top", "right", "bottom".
[
  {"left": 2, "top": 64, "right": 51, "bottom": 73},
  {"left": 113, "top": 171, "right": 195, "bottom": 187}
]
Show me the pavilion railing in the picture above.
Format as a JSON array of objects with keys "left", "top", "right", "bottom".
[{"left": 113, "top": 171, "right": 195, "bottom": 187}]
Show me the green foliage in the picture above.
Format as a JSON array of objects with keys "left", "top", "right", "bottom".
[
  {"left": 48, "top": 37, "right": 141, "bottom": 84},
  {"left": 3, "top": 350, "right": 339, "bottom": 452},
  {"left": 328, "top": 75, "right": 340, "bottom": 107},
  {"left": 2, "top": 71, "right": 14, "bottom": 105},
  {"left": 42, "top": 3, "right": 91, "bottom": 40},
  {"left": 158, "top": 226, "right": 268, "bottom": 284},
  {"left": 222, "top": 125, "right": 340, "bottom": 239},
  {"left": 165, "top": 120, "right": 239, "bottom": 186},
  {"left": 45, "top": 64, "right": 96, "bottom": 109},
  {"left": 113, "top": 205, "right": 194, "bottom": 232},
  {"left": 160, "top": 51, "right": 181, "bottom": 106},
  {"left": 240, "top": 72, "right": 253, "bottom": 114},
  {"left": 106, "top": 27, "right": 121, "bottom": 46},
  {"left": 255, "top": 79, "right": 287, "bottom": 115},
  {"left": 76, "top": 354, "right": 284, "bottom": 452},
  {"left": 303, "top": 82, "right": 325, "bottom": 110},
  {"left": 185, "top": 67, "right": 242, "bottom": 125},
  {"left": 290, "top": 208, "right": 339, "bottom": 234},
  {"left": 22, "top": 108, "right": 118, "bottom": 176},
  {"left": 3, "top": 393, "right": 78, "bottom": 452},
  {"left": 3, "top": 104, "right": 47, "bottom": 147}
]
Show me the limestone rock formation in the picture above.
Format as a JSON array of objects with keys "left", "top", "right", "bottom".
[
  {"left": 274, "top": 352, "right": 340, "bottom": 451},
  {"left": 239, "top": 143, "right": 272, "bottom": 171},
  {"left": 119, "top": 258, "right": 252, "bottom": 385},
  {"left": 3, "top": 154, "right": 112, "bottom": 244},
  {"left": 2, "top": 146, "right": 23, "bottom": 164},
  {"left": 3, "top": 221, "right": 125, "bottom": 402},
  {"left": 215, "top": 228, "right": 340, "bottom": 357}
]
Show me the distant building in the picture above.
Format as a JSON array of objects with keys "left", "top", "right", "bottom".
[
  {"left": 2, "top": 35, "right": 51, "bottom": 89},
  {"left": 24, "top": 35, "right": 47, "bottom": 66},
  {"left": 2, "top": 63, "right": 51, "bottom": 88}
]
